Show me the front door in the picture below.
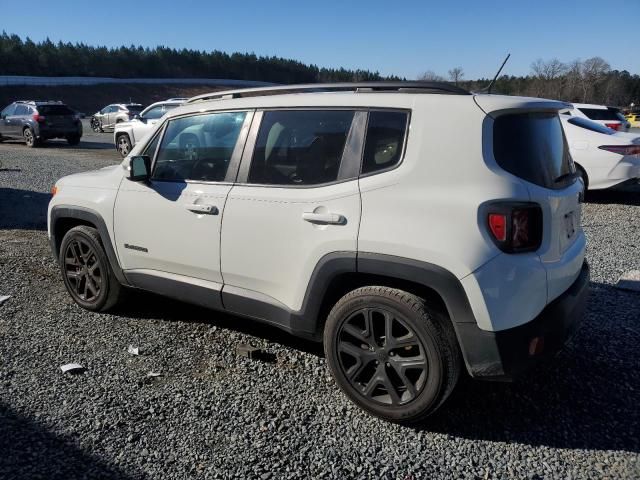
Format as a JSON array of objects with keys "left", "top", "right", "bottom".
[
  {"left": 220, "top": 109, "right": 363, "bottom": 318},
  {"left": 114, "top": 109, "right": 253, "bottom": 301}
]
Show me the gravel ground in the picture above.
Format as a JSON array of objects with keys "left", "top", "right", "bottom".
[{"left": 1, "top": 123, "right": 639, "bottom": 479}]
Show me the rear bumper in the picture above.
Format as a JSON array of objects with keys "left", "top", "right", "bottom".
[
  {"left": 456, "top": 261, "right": 590, "bottom": 381},
  {"left": 37, "top": 124, "right": 82, "bottom": 139}
]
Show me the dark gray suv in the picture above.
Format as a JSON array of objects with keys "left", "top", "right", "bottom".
[{"left": 0, "top": 101, "right": 83, "bottom": 147}]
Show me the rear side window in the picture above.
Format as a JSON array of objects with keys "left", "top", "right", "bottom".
[
  {"left": 493, "top": 113, "right": 575, "bottom": 189},
  {"left": 362, "top": 111, "right": 408, "bottom": 174},
  {"left": 248, "top": 110, "right": 355, "bottom": 186},
  {"left": 14, "top": 105, "right": 29, "bottom": 115},
  {"left": 578, "top": 108, "right": 619, "bottom": 121},
  {"left": 37, "top": 105, "right": 74, "bottom": 115},
  {"left": 568, "top": 117, "right": 615, "bottom": 135},
  {"left": 152, "top": 111, "right": 246, "bottom": 182}
]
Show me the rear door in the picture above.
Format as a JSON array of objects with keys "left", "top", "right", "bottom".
[{"left": 220, "top": 109, "right": 363, "bottom": 318}]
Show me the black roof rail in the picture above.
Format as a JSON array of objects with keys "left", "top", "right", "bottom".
[{"left": 186, "top": 81, "right": 470, "bottom": 104}]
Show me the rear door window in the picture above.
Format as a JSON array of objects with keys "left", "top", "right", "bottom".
[
  {"left": 362, "top": 111, "right": 409, "bottom": 175},
  {"left": 1, "top": 104, "right": 16, "bottom": 116},
  {"left": 248, "top": 110, "right": 355, "bottom": 186},
  {"left": 493, "top": 113, "right": 575, "bottom": 189}
]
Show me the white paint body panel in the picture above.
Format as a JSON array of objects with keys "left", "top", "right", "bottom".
[{"left": 561, "top": 117, "right": 640, "bottom": 189}]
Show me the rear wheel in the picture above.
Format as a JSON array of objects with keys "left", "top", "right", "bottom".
[
  {"left": 116, "top": 134, "right": 132, "bottom": 157},
  {"left": 59, "top": 225, "right": 124, "bottom": 312},
  {"left": 324, "top": 286, "right": 461, "bottom": 424},
  {"left": 23, "top": 128, "right": 39, "bottom": 148},
  {"left": 66, "top": 135, "right": 81, "bottom": 146}
]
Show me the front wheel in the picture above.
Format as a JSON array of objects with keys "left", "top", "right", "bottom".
[
  {"left": 324, "top": 286, "right": 461, "bottom": 424},
  {"left": 90, "top": 117, "right": 103, "bottom": 133},
  {"left": 59, "top": 225, "right": 124, "bottom": 312},
  {"left": 116, "top": 134, "right": 132, "bottom": 157}
]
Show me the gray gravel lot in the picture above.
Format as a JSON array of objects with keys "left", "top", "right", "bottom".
[{"left": 1, "top": 123, "right": 639, "bottom": 479}]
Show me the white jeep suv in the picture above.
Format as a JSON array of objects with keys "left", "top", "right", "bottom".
[
  {"left": 48, "top": 82, "right": 589, "bottom": 423},
  {"left": 114, "top": 99, "right": 186, "bottom": 157}
]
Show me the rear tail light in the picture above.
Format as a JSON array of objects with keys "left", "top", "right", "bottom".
[
  {"left": 604, "top": 123, "right": 620, "bottom": 131},
  {"left": 33, "top": 114, "right": 45, "bottom": 122},
  {"left": 598, "top": 145, "right": 640, "bottom": 157},
  {"left": 485, "top": 203, "right": 543, "bottom": 253}
]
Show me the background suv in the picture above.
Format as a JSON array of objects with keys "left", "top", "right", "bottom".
[
  {"left": 0, "top": 100, "right": 82, "bottom": 147},
  {"left": 48, "top": 82, "right": 589, "bottom": 423},
  {"left": 113, "top": 99, "right": 186, "bottom": 157},
  {"left": 90, "top": 103, "right": 144, "bottom": 132}
]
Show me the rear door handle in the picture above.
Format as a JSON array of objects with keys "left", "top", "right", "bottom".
[
  {"left": 302, "top": 212, "right": 345, "bottom": 225},
  {"left": 185, "top": 204, "right": 219, "bottom": 215}
]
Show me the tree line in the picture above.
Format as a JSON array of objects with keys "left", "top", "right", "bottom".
[
  {"left": 422, "top": 58, "right": 640, "bottom": 108},
  {"left": 0, "top": 33, "right": 398, "bottom": 83}
]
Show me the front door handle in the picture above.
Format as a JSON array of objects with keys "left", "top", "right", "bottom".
[
  {"left": 302, "top": 211, "right": 345, "bottom": 225},
  {"left": 185, "top": 203, "right": 219, "bottom": 215}
]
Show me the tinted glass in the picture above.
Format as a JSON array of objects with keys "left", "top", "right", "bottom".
[
  {"left": 37, "top": 105, "right": 74, "bottom": 115},
  {"left": 1, "top": 104, "right": 16, "bottom": 116},
  {"left": 143, "top": 105, "right": 176, "bottom": 120},
  {"left": 14, "top": 105, "right": 29, "bottom": 115},
  {"left": 494, "top": 113, "right": 575, "bottom": 189},
  {"left": 578, "top": 108, "right": 619, "bottom": 121},
  {"left": 153, "top": 111, "right": 246, "bottom": 182},
  {"left": 143, "top": 130, "right": 161, "bottom": 158},
  {"left": 249, "top": 110, "right": 354, "bottom": 186},
  {"left": 568, "top": 117, "right": 615, "bottom": 135},
  {"left": 126, "top": 105, "right": 144, "bottom": 113},
  {"left": 362, "top": 111, "right": 408, "bottom": 174}
]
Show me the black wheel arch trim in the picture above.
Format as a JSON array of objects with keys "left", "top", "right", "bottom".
[{"left": 49, "top": 205, "right": 129, "bottom": 286}]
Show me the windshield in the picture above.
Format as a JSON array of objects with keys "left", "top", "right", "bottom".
[
  {"left": 493, "top": 113, "right": 575, "bottom": 189},
  {"left": 568, "top": 117, "right": 615, "bottom": 135}
]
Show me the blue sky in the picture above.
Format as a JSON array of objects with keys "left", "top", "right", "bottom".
[{"left": 1, "top": 0, "right": 638, "bottom": 79}]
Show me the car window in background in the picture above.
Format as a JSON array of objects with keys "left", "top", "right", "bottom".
[
  {"left": 578, "top": 108, "right": 619, "bottom": 121},
  {"left": 568, "top": 117, "right": 615, "bottom": 135},
  {"left": 494, "top": 112, "right": 575, "bottom": 189},
  {"left": 153, "top": 111, "right": 246, "bottom": 182},
  {"left": 38, "top": 105, "right": 74, "bottom": 115},
  {"left": 248, "top": 110, "right": 355, "bottom": 186},
  {"left": 362, "top": 111, "right": 408, "bottom": 174},
  {"left": 126, "top": 105, "right": 144, "bottom": 113},
  {"left": 143, "top": 105, "right": 178, "bottom": 120},
  {"left": 14, "top": 105, "right": 29, "bottom": 115}
]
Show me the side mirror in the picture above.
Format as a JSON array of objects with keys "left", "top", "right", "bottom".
[{"left": 128, "top": 155, "right": 151, "bottom": 182}]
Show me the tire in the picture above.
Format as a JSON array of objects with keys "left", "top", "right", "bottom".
[
  {"left": 90, "top": 117, "right": 103, "bottom": 133},
  {"left": 116, "top": 134, "right": 132, "bottom": 157},
  {"left": 59, "top": 225, "right": 124, "bottom": 312},
  {"left": 324, "top": 286, "right": 461, "bottom": 424},
  {"left": 23, "top": 127, "right": 39, "bottom": 148},
  {"left": 66, "top": 135, "right": 81, "bottom": 146},
  {"left": 576, "top": 164, "right": 589, "bottom": 191}
]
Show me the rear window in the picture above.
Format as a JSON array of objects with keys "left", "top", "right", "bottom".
[
  {"left": 37, "top": 105, "right": 74, "bottom": 115},
  {"left": 126, "top": 105, "right": 144, "bottom": 113},
  {"left": 578, "top": 108, "right": 619, "bottom": 121},
  {"left": 493, "top": 113, "right": 575, "bottom": 189},
  {"left": 568, "top": 117, "right": 615, "bottom": 135}
]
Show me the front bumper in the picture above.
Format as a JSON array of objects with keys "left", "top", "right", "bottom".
[{"left": 456, "top": 261, "right": 590, "bottom": 381}]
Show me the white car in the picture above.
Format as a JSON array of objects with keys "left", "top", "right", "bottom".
[
  {"left": 561, "top": 115, "right": 640, "bottom": 190},
  {"left": 113, "top": 99, "right": 186, "bottom": 157},
  {"left": 48, "top": 82, "right": 588, "bottom": 423},
  {"left": 567, "top": 103, "right": 630, "bottom": 132}
]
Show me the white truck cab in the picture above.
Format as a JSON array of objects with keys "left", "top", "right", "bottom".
[{"left": 48, "top": 82, "right": 589, "bottom": 423}]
